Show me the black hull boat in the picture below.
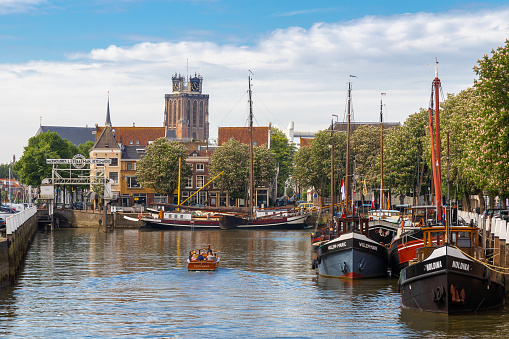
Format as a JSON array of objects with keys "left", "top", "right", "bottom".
[
  {"left": 388, "top": 228, "right": 424, "bottom": 278},
  {"left": 219, "top": 213, "right": 309, "bottom": 230},
  {"left": 218, "top": 215, "right": 248, "bottom": 229},
  {"left": 399, "top": 245, "right": 505, "bottom": 313},
  {"left": 315, "top": 216, "right": 388, "bottom": 279},
  {"left": 399, "top": 225, "right": 505, "bottom": 313}
]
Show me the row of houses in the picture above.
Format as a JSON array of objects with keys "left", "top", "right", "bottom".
[{"left": 38, "top": 118, "right": 275, "bottom": 209}]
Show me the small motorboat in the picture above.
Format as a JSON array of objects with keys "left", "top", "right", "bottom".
[{"left": 187, "top": 248, "right": 220, "bottom": 271}]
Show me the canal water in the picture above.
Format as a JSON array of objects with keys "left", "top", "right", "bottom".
[{"left": 1, "top": 228, "right": 509, "bottom": 338}]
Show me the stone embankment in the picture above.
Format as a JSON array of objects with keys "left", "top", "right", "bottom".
[
  {"left": 0, "top": 207, "right": 38, "bottom": 287},
  {"left": 52, "top": 209, "right": 143, "bottom": 228}
]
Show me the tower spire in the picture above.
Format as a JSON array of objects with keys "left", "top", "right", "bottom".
[{"left": 105, "top": 91, "right": 112, "bottom": 127}]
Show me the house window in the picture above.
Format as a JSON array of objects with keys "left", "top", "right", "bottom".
[
  {"left": 136, "top": 140, "right": 140, "bottom": 145},
  {"left": 110, "top": 158, "right": 118, "bottom": 166},
  {"left": 126, "top": 163, "right": 132, "bottom": 171},
  {"left": 196, "top": 164, "right": 204, "bottom": 172},
  {"left": 199, "top": 191, "right": 207, "bottom": 205},
  {"left": 154, "top": 195, "right": 168, "bottom": 204},
  {"left": 109, "top": 172, "right": 119, "bottom": 184},
  {"left": 130, "top": 140, "right": 133, "bottom": 145},
  {"left": 196, "top": 175, "right": 204, "bottom": 188},
  {"left": 127, "top": 176, "right": 139, "bottom": 188},
  {"left": 186, "top": 178, "right": 193, "bottom": 188}
]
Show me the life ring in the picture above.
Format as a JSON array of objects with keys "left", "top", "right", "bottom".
[{"left": 138, "top": 214, "right": 143, "bottom": 220}]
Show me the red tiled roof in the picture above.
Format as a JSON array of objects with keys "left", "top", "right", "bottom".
[
  {"left": 300, "top": 137, "right": 313, "bottom": 147},
  {"left": 96, "top": 126, "right": 165, "bottom": 146},
  {"left": 218, "top": 127, "right": 270, "bottom": 148}
]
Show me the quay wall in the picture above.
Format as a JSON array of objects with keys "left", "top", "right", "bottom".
[
  {"left": 54, "top": 210, "right": 142, "bottom": 228},
  {"left": 0, "top": 213, "right": 38, "bottom": 288},
  {"left": 459, "top": 211, "right": 509, "bottom": 296}
]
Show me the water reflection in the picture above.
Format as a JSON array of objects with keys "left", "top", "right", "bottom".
[{"left": 0, "top": 228, "right": 507, "bottom": 338}]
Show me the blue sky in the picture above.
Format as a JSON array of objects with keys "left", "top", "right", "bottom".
[{"left": 1, "top": 0, "right": 509, "bottom": 163}]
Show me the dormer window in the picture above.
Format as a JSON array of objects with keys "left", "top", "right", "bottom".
[
  {"left": 105, "top": 143, "right": 109, "bottom": 147},
  {"left": 130, "top": 140, "right": 133, "bottom": 145}
]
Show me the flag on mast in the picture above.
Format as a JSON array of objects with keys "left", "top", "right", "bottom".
[
  {"left": 341, "top": 179, "right": 345, "bottom": 201},
  {"left": 371, "top": 191, "right": 375, "bottom": 210}
]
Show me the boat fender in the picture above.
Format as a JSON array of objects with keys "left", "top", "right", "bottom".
[{"left": 138, "top": 214, "right": 143, "bottom": 220}]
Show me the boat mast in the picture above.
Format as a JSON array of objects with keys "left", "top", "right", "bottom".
[
  {"left": 345, "top": 76, "right": 355, "bottom": 214},
  {"left": 248, "top": 71, "right": 254, "bottom": 217},
  {"left": 380, "top": 93, "right": 385, "bottom": 212},
  {"left": 330, "top": 117, "right": 335, "bottom": 221},
  {"left": 428, "top": 59, "right": 443, "bottom": 222}
]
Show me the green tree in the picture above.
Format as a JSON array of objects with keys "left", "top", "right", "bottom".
[
  {"left": 13, "top": 132, "right": 78, "bottom": 187},
  {"left": 77, "top": 141, "right": 95, "bottom": 158},
  {"left": 209, "top": 139, "right": 277, "bottom": 200},
  {"left": 292, "top": 129, "right": 347, "bottom": 201},
  {"left": 136, "top": 138, "right": 192, "bottom": 196},
  {"left": 270, "top": 127, "right": 296, "bottom": 197},
  {"left": 473, "top": 39, "right": 509, "bottom": 195},
  {"left": 0, "top": 164, "right": 18, "bottom": 180},
  {"left": 351, "top": 125, "right": 382, "bottom": 191},
  {"left": 385, "top": 109, "right": 429, "bottom": 204},
  {"left": 441, "top": 88, "right": 482, "bottom": 210}
]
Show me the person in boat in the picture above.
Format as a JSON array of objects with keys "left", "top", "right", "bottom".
[
  {"left": 197, "top": 253, "right": 205, "bottom": 261},
  {"left": 207, "top": 252, "right": 216, "bottom": 261},
  {"left": 207, "top": 245, "right": 213, "bottom": 255},
  {"left": 191, "top": 251, "right": 198, "bottom": 261}
]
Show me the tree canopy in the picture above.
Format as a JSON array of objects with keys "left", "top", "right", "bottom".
[
  {"left": 269, "top": 127, "right": 296, "bottom": 197},
  {"left": 135, "top": 138, "right": 192, "bottom": 196},
  {"left": 292, "top": 128, "right": 347, "bottom": 200},
  {"left": 13, "top": 131, "right": 79, "bottom": 187},
  {"left": 473, "top": 39, "right": 509, "bottom": 195},
  {"left": 208, "top": 139, "right": 277, "bottom": 200},
  {"left": 0, "top": 163, "right": 18, "bottom": 180}
]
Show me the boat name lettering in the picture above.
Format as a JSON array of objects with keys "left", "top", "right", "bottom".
[
  {"left": 328, "top": 242, "right": 346, "bottom": 250},
  {"left": 452, "top": 261, "right": 470, "bottom": 271},
  {"left": 424, "top": 261, "right": 442, "bottom": 271},
  {"left": 358, "top": 242, "right": 378, "bottom": 251}
]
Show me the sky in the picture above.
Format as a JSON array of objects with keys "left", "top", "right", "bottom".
[{"left": 1, "top": 0, "right": 509, "bottom": 165}]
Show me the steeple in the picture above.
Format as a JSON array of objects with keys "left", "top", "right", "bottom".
[{"left": 105, "top": 91, "right": 112, "bottom": 127}]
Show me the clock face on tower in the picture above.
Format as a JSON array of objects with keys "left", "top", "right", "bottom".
[
  {"left": 173, "top": 81, "right": 180, "bottom": 91},
  {"left": 191, "top": 81, "right": 199, "bottom": 92}
]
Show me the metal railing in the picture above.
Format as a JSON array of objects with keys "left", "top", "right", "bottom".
[{"left": 6, "top": 206, "right": 37, "bottom": 236}]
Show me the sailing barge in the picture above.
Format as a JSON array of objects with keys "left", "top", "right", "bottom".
[
  {"left": 399, "top": 224, "right": 505, "bottom": 313},
  {"left": 399, "top": 61, "right": 505, "bottom": 313}
]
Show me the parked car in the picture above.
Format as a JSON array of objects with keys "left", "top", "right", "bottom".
[
  {"left": 482, "top": 208, "right": 505, "bottom": 218},
  {"left": 190, "top": 203, "right": 205, "bottom": 208},
  {"left": 0, "top": 206, "right": 15, "bottom": 214},
  {"left": 297, "top": 202, "right": 315, "bottom": 211},
  {"left": 275, "top": 198, "right": 286, "bottom": 207}
]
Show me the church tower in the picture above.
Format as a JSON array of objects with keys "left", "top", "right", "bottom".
[{"left": 164, "top": 72, "right": 209, "bottom": 141}]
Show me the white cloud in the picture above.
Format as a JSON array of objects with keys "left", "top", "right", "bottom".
[
  {"left": 0, "top": 0, "right": 46, "bottom": 14},
  {"left": 2, "top": 7, "right": 509, "bottom": 164}
]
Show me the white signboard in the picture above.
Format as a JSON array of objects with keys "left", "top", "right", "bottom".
[
  {"left": 46, "top": 154, "right": 111, "bottom": 169},
  {"left": 39, "top": 185, "right": 54, "bottom": 199}
]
